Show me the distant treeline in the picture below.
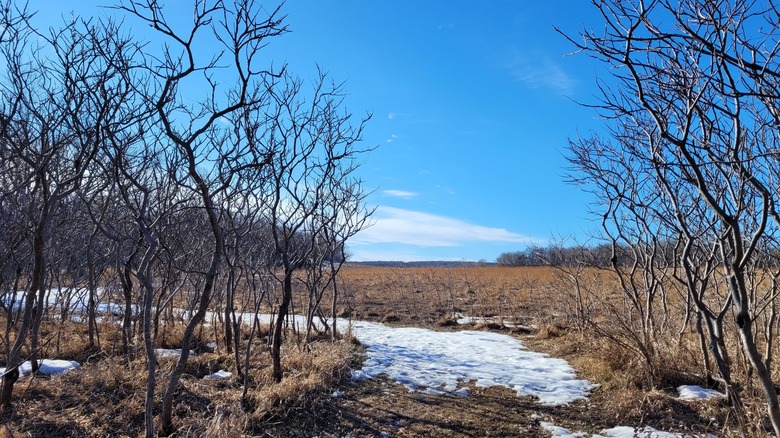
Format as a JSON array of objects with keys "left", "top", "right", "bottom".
[
  {"left": 348, "top": 260, "right": 495, "bottom": 268},
  {"left": 495, "top": 244, "right": 632, "bottom": 267}
]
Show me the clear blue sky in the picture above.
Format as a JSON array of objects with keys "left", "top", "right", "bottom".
[{"left": 30, "top": 1, "right": 609, "bottom": 262}]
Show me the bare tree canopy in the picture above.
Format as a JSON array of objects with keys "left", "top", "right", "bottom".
[
  {"left": 565, "top": 0, "right": 780, "bottom": 434},
  {"left": 0, "top": 1, "right": 374, "bottom": 435}
]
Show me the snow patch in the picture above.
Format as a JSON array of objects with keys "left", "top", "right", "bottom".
[
  {"left": 540, "top": 422, "right": 716, "bottom": 438},
  {"left": 0, "top": 359, "right": 80, "bottom": 377},
  {"left": 596, "top": 426, "right": 716, "bottom": 437},
  {"left": 454, "top": 313, "right": 535, "bottom": 330},
  {"left": 541, "top": 421, "right": 587, "bottom": 437},
  {"left": 155, "top": 349, "right": 195, "bottom": 358},
  {"left": 203, "top": 369, "right": 231, "bottom": 379},
  {"left": 349, "top": 321, "right": 594, "bottom": 405},
  {"left": 677, "top": 385, "right": 725, "bottom": 400}
]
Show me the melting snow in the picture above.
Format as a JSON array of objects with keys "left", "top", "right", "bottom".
[
  {"left": 192, "top": 312, "right": 591, "bottom": 404},
  {"left": 595, "top": 426, "right": 715, "bottom": 437},
  {"left": 155, "top": 349, "right": 195, "bottom": 358},
  {"left": 541, "top": 421, "right": 588, "bottom": 437},
  {"left": 541, "top": 422, "right": 716, "bottom": 438},
  {"left": 0, "top": 359, "right": 80, "bottom": 377},
  {"left": 454, "top": 313, "right": 535, "bottom": 330},
  {"left": 349, "top": 321, "right": 594, "bottom": 405},
  {"left": 203, "top": 369, "right": 232, "bottom": 379},
  {"left": 677, "top": 385, "right": 725, "bottom": 400}
]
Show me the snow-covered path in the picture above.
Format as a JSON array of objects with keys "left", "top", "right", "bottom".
[
  {"left": 349, "top": 321, "right": 595, "bottom": 405},
  {"left": 0, "top": 296, "right": 593, "bottom": 406},
  {"left": 204, "top": 313, "right": 593, "bottom": 404}
]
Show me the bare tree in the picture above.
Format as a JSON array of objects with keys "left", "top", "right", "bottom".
[
  {"left": 0, "top": 1, "right": 374, "bottom": 434},
  {"left": 302, "top": 177, "right": 373, "bottom": 342},
  {"left": 257, "top": 69, "right": 370, "bottom": 382},
  {"left": 0, "top": 6, "right": 141, "bottom": 408},
  {"left": 566, "top": 0, "right": 780, "bottom": 433},
  {"left": 116, "top": 0, "right": 287, "bottom": 433}
]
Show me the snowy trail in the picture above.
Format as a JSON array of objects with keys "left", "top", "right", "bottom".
[
  {"left": 196, "top": 312, "right": 594, "bottom": 404},
  {"left": 1, "top": 294, "right": 596, "bottom": 405},
  {"left": 349, "top": 320, "right": 594, "bottom": 404}
]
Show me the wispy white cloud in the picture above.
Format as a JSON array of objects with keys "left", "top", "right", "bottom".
[
  {"left": 348, "top": 249, "right": 429, "bottom": 262},
  {"left": 382, "top": 190, "right": 418, "bottom": 200},
  {"left": 386, "top": 134, "right": 399, "bottom": 143},
  {"left": 435, "top": 184, "right": 455, "bottom": 195},
  {"left": 387, "top": 111, "right": 438, "bottom": 125},
  {"left": 348, "top": 248, "right": 469, "bottom": 263},
  {"left": 505, "top": 50, "right": 576, "bottom": 95},
  {"left": 388, "top": 112, "right": 414, "bottom": 121},
  {"left": 352, "top": 206, "right": 536, "bottom": 247}
]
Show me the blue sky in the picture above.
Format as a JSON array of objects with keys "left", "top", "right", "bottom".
[{"left": 30, "top": 1, "right": 609, "bottom": 262}]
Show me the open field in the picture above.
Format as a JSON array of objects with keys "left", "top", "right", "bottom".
[{"left": 334, "top": 265, "right": 557, "bottom": 326}]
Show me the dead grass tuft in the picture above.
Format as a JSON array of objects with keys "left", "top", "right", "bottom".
[
  {"left": 250, "top": 340, "right": 353, "bottom": 416},
  {"left": 436, "top": 317, "right": 459, "bottom": 327},
  {"left": 537, "top": 323, "right": 566, "bottom": 339},
  {"left": 381, "top": 312, "right": 400, "bottom": 323}
]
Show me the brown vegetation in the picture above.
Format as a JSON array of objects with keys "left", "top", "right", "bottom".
[
  {"left": 1, "top": 319, "right": 356, "bottom": 437},
  {"left": 332, "top": 265, "right": 773, "bottom": 436},
  {"left": 1, "top": 264, "right": 774, "bottom": 436}
]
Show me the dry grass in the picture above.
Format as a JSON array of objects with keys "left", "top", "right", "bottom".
[
  {"left": 335, "top": 265, "right": 766, "bottom": 436},
  {"left": 0, "top": 322, "right": 356, "bottom": 437},
  {"left": 1, "top": 264, "right": 774, "bottom": 436},
  {"left": 333, "top": 265, "right": 555, "bottom": 327}
]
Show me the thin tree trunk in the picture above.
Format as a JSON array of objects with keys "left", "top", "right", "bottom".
[
  {"left": 1, "top": 215, "right": 47, "bottom": 407},
  {"left": 272, "top": 266, "right": 293, "bottom": 382},
  {"left": 730, "top": 272, "right": 780, "bottom": 437},
  {"left": 137, "top": 227, "right": 159, "bottom": 438},
  {"left": 224, "top": 269, "right": 234, "bottom": 353}
]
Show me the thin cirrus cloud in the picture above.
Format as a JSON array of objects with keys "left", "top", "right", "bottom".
[
  {"left": 505, "top": 51, "right": 575, "bottom": 95},
  {"left": 382, "top": 190, "right": 418, "bottom": 199},
  {"left": 352, "top": 206, "right": 535, "bottom": 247}
]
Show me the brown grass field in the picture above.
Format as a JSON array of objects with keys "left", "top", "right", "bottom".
[{"left": 0, "top": 265, "right": 769, "bottom": 436}]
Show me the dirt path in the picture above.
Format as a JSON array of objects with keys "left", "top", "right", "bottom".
[
  {"left": 315, "top": 377, "right": 605, "bottom": 437},
  {"left": 263, "top": 375, "right": 594, "bottom": 437},
  {"left": 266, "top": 373, "right": 721, "bottom": 438}
]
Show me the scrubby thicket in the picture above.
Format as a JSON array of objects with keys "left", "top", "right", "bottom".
[
  {"left": 561, "top": 0, "right": 780, "bottom": 436},
  {"left": 0, "top": 0, "right": 371, "bottom": 435}
]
